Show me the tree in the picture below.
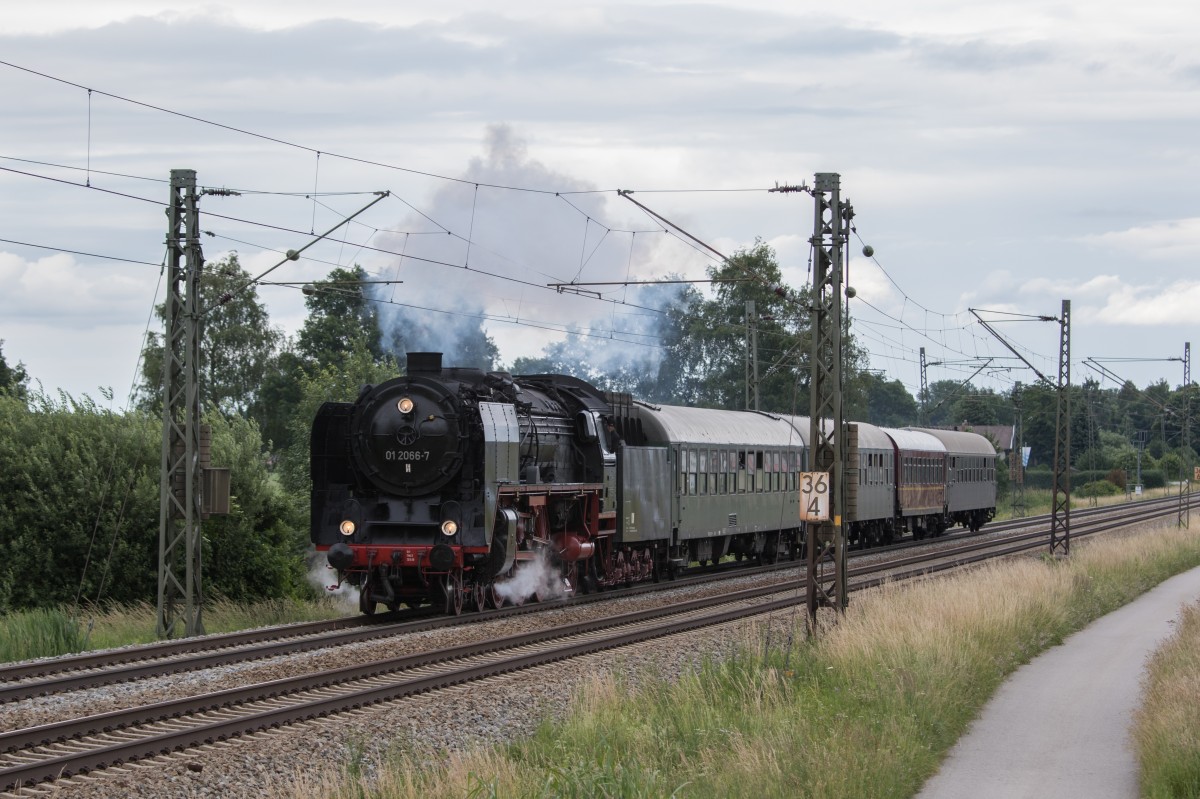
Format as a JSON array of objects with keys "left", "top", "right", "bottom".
[
  {"left": 511, "top": 241, "right": 877, "bottom": 415},
  {"left": 852, "top": 372, "right": 918, "bottom": 426},
  {"left": 252, "top": 344, "right": 307, "bottom": 451},
  {"left": 296, "top": 266, "right": 387, "bottom": 365},
  {"left": 137, "top": 253, "right": 282, "bottom": 417},
  {"left": 0, "top": 340, "right": 29, "bottom": 400}
]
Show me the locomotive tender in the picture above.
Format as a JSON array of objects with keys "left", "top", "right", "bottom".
[{"left": 311, "top": 353, "right": 997, "bottom": 614}]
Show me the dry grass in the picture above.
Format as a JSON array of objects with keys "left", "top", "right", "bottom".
[{"left": 1134, "top": 598, "right": 1200, "bottom": 798}]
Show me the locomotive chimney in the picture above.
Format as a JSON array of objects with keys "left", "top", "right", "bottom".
[{"left": 407, "top": 352, "right": 443, "bottom": 375}]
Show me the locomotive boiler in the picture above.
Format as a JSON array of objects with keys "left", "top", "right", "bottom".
[{"left": 311, "top": 353, "right": 618, "bottom": 614}]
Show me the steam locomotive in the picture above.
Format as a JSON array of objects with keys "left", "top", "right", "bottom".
[{"left": 310, "top": 353, "right": 997, "bottom": 614}]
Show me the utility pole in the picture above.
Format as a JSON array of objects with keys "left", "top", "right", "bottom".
[
  {"left": 803, "top": 173, "right": 850, "bottom": 630},
  {"left": 1011, "top": 382, "right": 1026, "bottom": 518},
  {"left": 1084, "top": 382, "right": 1099, "bottom": 507},
  {"left": 745, "top": 300, "right": 760, "bottom": 410},
  {"left": 1181, "top": 342, "right": 1191, "bottom": 528},
  {"left": 971, "top": 304, "right": 1068, "bottom": 551},
  {"left": 919, "top": 347, "right": 928, "bottom": 425},
  {"left": 1049, "top": 300, "right": 1071, "bottom": 557},
  {"left": 157, "top": 169, "right": 205, "bottom": 638}
]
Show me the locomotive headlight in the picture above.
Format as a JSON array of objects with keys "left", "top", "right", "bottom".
[
  {"left": 440, "top": 519, "right": 458, "bottom": 536},
  {"left": 339, "top": 520, "right": 356, "bottom": 536},
  {"left": 397, "top": 397, "right": 415, "bottom": 415}
]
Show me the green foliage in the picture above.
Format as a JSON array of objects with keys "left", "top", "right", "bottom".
[
  {"left": 1158, "top": 451, "right": 1184, "bottom": 481},
  {"left": 1078, "top": 479, "right": 1122, "bottom": 498},
  {"left": 0, "top": 391, "right": 161, "bottom": 611},
  {"left": 137, "top": 253, "right": 282, "bottom": 417},
  {"left": 277, "top": 345, "right": 399, "bottom": 496},
  {"left": 198, "top": 412, "right": 310, "bottom": 601},
  {"left": 853, "top": 371, "right": 918, "bottom": 426},
  {"left": 296, "top": 266, "right": 387, "bottom": 365},
  {"left": 0, "top": 389, "right": 309, "bottom": 612},
  {"left": 0, "top": 340, "right": 30, "bottom": 400}
]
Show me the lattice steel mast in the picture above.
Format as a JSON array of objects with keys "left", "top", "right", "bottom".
[
  {"left": 1049, "top": 300, "right": 1071, "bottom": 556},
  {"left": 1180, "top": 341, "right": 1191, "bottom": 529},
  {"left": 157, "top": 169, "right": 206, "bottom": 638},
  {"left": 805, "top": 173, "right": 850, "bottom": 629},
  {"left": 1010, "top": 382, "right": 1026, "bottom": 518}
]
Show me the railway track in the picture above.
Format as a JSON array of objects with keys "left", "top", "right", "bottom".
[
  {"left": 2, "top": 495, "right": 1190, "bottom": 793},
  {"left": 0, "top": 493, "right": 1188, "bottom": 705}
]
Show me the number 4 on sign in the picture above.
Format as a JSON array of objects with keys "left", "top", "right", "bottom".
[{"left": 799, "top": 471, "right": 830, "bottom": 522}]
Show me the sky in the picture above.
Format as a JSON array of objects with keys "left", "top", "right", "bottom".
[{"left": 2, "top": 1, "right": 1198, "bottom": 410}]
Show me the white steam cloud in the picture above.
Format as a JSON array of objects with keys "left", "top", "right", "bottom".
[
  {"left": 367, "top": 124, "right": 709, "bottom": 373},
  {"left": 306, "top": 549, "right": 359, "bottom": 613},
  {"left": 493, "top": 551, "right": 571, "bottom": 605}
]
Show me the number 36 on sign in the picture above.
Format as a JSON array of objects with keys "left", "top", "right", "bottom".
[{"left": 799, "top": 471, "right": 830, "bottom": 522}]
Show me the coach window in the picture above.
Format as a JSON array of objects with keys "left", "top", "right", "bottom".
[
  {"left": 682, "top": 448, "right": 691, "bottom": 495},
  {"left": 737, "top": 451, "right": 746, "bottom": 493},
  {"left": 698, "top": 449, "right": 708, "bottom": 494}
]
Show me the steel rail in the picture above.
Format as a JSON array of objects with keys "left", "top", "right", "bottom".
[{"left": 1, "top": 493, "right": 1189, "bottom": 703}]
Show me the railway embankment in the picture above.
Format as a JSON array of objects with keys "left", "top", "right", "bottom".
[{"left": 273, "top": 518, "right": 1200, "bottom": 799}]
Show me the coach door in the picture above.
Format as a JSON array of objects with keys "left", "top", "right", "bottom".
[{"left": 617, "top": 446, "right": 672, "bottom": 544}]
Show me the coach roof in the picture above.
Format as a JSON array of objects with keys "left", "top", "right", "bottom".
[{"left": 631, "top": 402, "right": 809, "bottom": 449}]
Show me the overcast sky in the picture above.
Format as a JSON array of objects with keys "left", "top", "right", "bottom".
[{"left": 2, "top": 1, "right": 1197, "bottom": 409}]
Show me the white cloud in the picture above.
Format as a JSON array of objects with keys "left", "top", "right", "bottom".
[
  {"left": 0, "top": 250, "right": 155, "bottom": 327},
  {"left": 1080, "top": 218, "right": 1200, "bottom": 260},
  {"left": 1083, "top": 279, "right": 1200, "bottom": 326}
]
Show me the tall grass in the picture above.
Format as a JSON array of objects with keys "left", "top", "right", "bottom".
[
  {"left": 995, "top": 483, "right": 1183, "bottom": 520},
  {"left": 0, "top": 596, "right": 352, "bottom": 665},
  {"left": 0, "top": 607, "right": 87, "bottom": 663},
  {"left": 282, "top": 521, "right": 1200, "bottom": 799},
  {"left": 1135, "top": 599, "right": 1200, "bottom": 798}
]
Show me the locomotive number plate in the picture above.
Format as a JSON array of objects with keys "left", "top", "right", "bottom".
[
  {"left": 799, "top": 471, "right": 830, "bottom": 522},
  {"left": 385, "top": 450, "right": 431, "bottom": 462}
]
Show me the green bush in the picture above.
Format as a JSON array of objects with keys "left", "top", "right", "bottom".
[
  {"left": 1078, "top": 479, "right": 1122, "bottom": 498},
  {"left": 0, "top": 391, "right": 310, "bottom": 612}
]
